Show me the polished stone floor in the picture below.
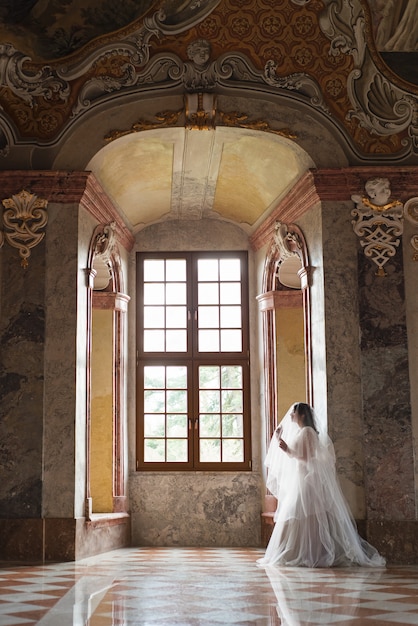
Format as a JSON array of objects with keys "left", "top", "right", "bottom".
[{"left": 1, "top": 547, "right": 418, "bottom": 625}]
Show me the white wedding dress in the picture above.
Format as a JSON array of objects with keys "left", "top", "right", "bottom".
[{"left": 258, "top": 408, "right": 386, "bottom": 568}]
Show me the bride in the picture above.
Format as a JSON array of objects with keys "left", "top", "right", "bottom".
[{"left": 257, "top": 402, "right": 386, "bottom": 568}]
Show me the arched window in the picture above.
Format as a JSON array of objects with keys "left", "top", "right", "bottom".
[
  {"left": 85, "top": 223, "right": 129, "bottom": 517},
  {"left": 257, "top": 221, "right": 312, "bottom": 443}
]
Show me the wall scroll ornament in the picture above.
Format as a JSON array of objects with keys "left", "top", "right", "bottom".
[
  {"left": 319, "top": 0, "right": 418, "bottom": 155},
  {"left": 273, "top": 221, "right": 310, "bottom": 290},
  {"left": 1, "top": 190, "right": 48, "bottom": 268},
  {"left": 351, "top": 178, "right": 404, "bottom": 276},
  {"left": 87, "top": 222, "right": 119, "bottom": 291},
  {"left": 403, "top": 197, "right": 418, "bottom": 261}
]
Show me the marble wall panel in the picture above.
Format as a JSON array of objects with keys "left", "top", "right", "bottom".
[
  {"left": 321, "top": 201, "right": 366, "bottom": 517},
  {"left": 0, "top": 519, "right": 44, "bottom": 561},
  {"left": 402, "top": 220, "right": 418, "bottom": 508},
  {"left": 130, "top": 472, "right": 260, "bottom": 547},
  {"left": 42, "top": 204, "right": 82, "bottom": 518},
  {"left": 0, "top": 239, "right": 45, "bottom": 518},
  {"left": 358, "top": 247, "right": 415, "bottom": 521}
]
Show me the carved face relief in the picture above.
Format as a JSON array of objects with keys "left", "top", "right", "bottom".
[
  {"left": 187, "top": 39, "right": 211, "bottom": 67},
  {"left": 364, "top": 177, "right": 391, "bottom": 206}
]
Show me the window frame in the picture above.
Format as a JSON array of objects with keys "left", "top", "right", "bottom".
[{"left": 136, "top": 250, "right": 251, "bottom": 471}]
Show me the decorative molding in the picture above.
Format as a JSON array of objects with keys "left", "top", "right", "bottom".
[
  {"left": 0, "top": 171, "right": 135, "bottom": 252},
  {"left": 105, "top": 110, "right": 183, "bottom": 142},
  {"left": 217, "top": 109, "right": 296, "bottom": 139},
  {"left": 319, "top": 0, "right": 418, "bottom": 155},
  {"left": 1, "top": 189, "right": 48, "bottom": 268},
  {"left": 273, "top": 221, "right": 311, "bottom": 290},
  {"left": 256, "top": 290, "right": 303, "bottom": 312},
  {"left": 404, "top": 197, "right": 418, "bottom": 226},
  {"left": 104, "top": 94, "right": 296, "bottom": 139},
  {"left": 351, "top": 177, "right": 404, "bottom": 276},
  {"left": 0, "top": 43, "right": 70, "bottom": 106}
]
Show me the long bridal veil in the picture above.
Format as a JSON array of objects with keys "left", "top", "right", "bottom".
[{"left": 258, "top": 405, "right": 386, "bottom": 568}]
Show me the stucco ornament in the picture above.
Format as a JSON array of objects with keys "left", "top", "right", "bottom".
[
  {"left": 86, "top": 222, "right": 119, "bottom": 291},
  {"left": 273, "top": 222, "right": 302, "bottom": 262},
  {"left": 273, "top": 221, "right": 310, "bottom": 290},
  {"left": 351, "top": 178, "right": 404, "bottom": 276},
  {"left": 1, "top": 190, "right": 48, "bottom": 268},
  {"left": 319, "top": 0, "right": 418, "bottom": 155}
]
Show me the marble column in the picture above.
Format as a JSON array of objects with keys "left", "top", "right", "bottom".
[{"left": 0, "top": 171, "right": 133, "bottom": 561}]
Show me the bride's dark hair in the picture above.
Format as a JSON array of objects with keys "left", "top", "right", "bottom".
[{"left": 293, "top": 402, "right": 318, "bottom": 433}]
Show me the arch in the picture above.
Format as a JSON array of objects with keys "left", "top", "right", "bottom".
[
  {"left": 85, "top": 223, "right": 130, "bottom": 518},
  {"left": 257, "top": 221, "right": 312, "bottom": 445}
]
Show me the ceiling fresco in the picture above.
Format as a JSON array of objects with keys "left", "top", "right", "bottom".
[
  {"left": 0, "top": 1, "right": 417, "bottom": 84},
  {"left": 0, "top": 0, "right": 159, "bottom": 60},
  {"left": 0, "top": 0, "right": 417, "bottom": 234},
  {"left": 366, "top": 0, "right": 418, "bottom": 85}
]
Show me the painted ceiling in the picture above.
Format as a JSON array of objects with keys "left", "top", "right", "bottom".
[{"left": 0, "top": 0, "right": 417, "bottom": 234}]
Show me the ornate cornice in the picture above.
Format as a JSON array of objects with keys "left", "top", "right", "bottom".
[
  {"left": 250, "top": 166, "right": 418, "bottom": 252},
  {"left": 0, "top": 1, "right": 416, "bottom": 160},
  {"left": 0, "top": 171, "right": 134, "bottom": 252}
]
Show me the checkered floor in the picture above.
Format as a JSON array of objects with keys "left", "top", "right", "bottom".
[{"left": 1, "top": 548, "right": 418, "bottom": 625}]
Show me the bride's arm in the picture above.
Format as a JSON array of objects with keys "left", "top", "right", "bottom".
[{"left": 279, "top": 428, "right": 317, "bottom": 461}]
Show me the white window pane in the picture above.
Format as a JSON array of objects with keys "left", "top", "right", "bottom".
[
  {"left": 144, "top": 283, "right": 165, "bottom": 305},
  {"left": 144, "top": 439, "right": 165, "bottom": 462},
  {"left": 199, "top": 365, "right": 220, "bottom": 389},
  {"left": 144, "top": 414, "right": 165, "bottom": 437},
  {"left": 221, "top": 366, "right": 242, "bottom": 389},
  {"left": 166, "top": 283, "right": 186, "bottom": 305},
  {"left": 144, "top": 306, "right": 164, "bottom": 328},
  {"left": 223, "top": 439, "right": 244, "bottom": 462},
  {"left": 167, "top": 439, "right": 188, "bottom": 462},
  {"left": 166, "top": 306, "right": 187, "bottom": 328},
  {"left": 200, "top": 414, "right": 220, "bottom": 437},
  {"left": 198, "top": 306, "right": 219, "bottom": 328},
  {"left": 144, "top": 389, "right": 165, "bottom": 413},
  {"left": 166, "top": 330, "right": 187, "bottom": 352},
  {"left": 144, "top": 366, "right": 165, "bottom": 388},
  {"left": 167, "top": 414, "right": 188, "bottom": 437},
  {"left": 219, "top": 258, "right": 241, "bottom": 281},
  {"left": 167, "top": 389, "right": 187, "bottom": 412},
  {"left": 166, "top": 259, "right": 186, "bottom": 282},
  {"left": 198, "top": 329, "right": 219, "bottom": 352},
  {"left": 144, "top": 259, "right": 165, "bottom": 281},
  {"left": 220, "top": 329, "right": 242, "bottom": 352},
  {"left": 166, "top": 366, "right": 187, "bottom": 388},
  {"left": 220, "top": 282, "right": 241, "bottom": 304},
  {"left": 222, "top": 389, "right": 243, "bottom": 413},
  {"left": 143, "top": 329, "right": 165, "bottom": 352},
  {"left": 199, "top": 389, "right": 220, "bottom": 413},
  {"left": 200, "top": 439, "right": 221, "bottom": 462},
  {"left": 198, "top": 258, "right": 218, "bottom": 281},
  {"left": 198, "top": 282, "right": 219, "bottom": 305},
  {"left": 222, "top": 414, "right": 244, "bottom": 437},
  {"left": 220, "top": 306, "right": 241, "bottom": 329}
]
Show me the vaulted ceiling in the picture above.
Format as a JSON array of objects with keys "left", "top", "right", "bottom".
[{"left": 0, "top": 0, "right": 417, "bottom": 234}]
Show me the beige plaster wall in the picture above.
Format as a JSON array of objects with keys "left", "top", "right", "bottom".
[
  {"left": 276, "top": 305, "right": 306, "bottom": 418},
  {"left": 91, "top": 308, "right": 113, "bottom": 512}
]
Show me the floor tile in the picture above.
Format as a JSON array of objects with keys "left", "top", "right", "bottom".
[{"left": 0, "top": 548, "right": 417, "bottom": 625}]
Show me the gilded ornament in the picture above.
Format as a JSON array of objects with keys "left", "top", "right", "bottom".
[
  {"left": 351, "top": 178, "right": 404, "bottom": 276},
  {"left": 1, "top": 190, "right": 48, "bottom": 268}
]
